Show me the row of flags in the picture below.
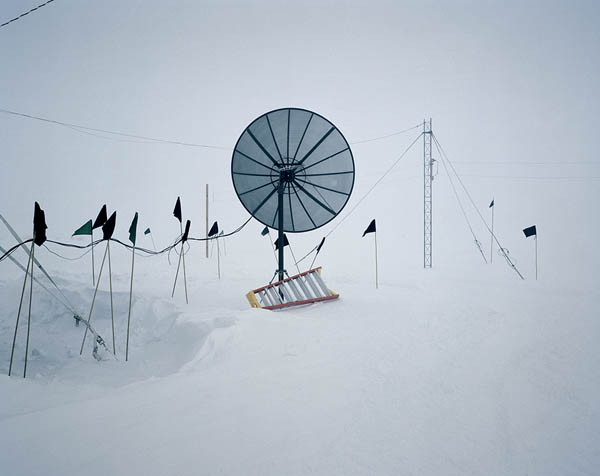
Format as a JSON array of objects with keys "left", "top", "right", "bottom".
[{"left": 73, "top": 205, "right": 130, "bottom": 244}]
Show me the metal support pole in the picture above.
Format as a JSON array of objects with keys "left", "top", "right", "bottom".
[
  {"left": 423, "top": 118, "right": 433, "bottom": 268},
  {"left": 278, "top": 174, "right": 285, "bottom": 282}
]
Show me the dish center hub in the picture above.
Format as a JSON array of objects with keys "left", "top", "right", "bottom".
[{"left": 280, "top": 167, "right": 296, "bottom": 183}]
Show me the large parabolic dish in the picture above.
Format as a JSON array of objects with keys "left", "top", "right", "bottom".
[
  {"left": 232, "top": 107, "right": 355, "bottom": 280},
  {"left": 232, "top": 108, "right": 355, "bottom": 233}
]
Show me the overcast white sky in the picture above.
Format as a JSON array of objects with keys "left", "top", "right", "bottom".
[{"left": 0, "top": 0, "right": 598, "bottom": 282}]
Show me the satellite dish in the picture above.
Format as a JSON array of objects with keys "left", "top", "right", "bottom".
[{"left": 232, "top": 107, "right": 355, "bottom": 279}]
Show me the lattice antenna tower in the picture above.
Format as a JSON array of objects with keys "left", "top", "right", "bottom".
[{"left": 424, "top": 118, "right": 433, "bottom": 268}]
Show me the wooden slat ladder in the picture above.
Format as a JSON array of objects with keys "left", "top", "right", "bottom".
[{"left": 246, "top": 267, "right": 339, "bottom": 310}]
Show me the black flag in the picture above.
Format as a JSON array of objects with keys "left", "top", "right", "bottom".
[
  {"left": 362, "top": 219, "right": 376, "bottom": 237},
  {"left": 92, "top": 204, "right": 107, "bottom": 230},
  {"left": 261, "top": 226, "right": 269, "bottom": 236},
  {"left": 208, "top": 221, "right": 219, "bottom": 237},
  {"left": 316, "top": 237, "right": 326, "bottom": 253},
  {"left": 173, "top": 197, "right": 182, "bottom": 223},
  {"left": 274, "top": 234, "right": 289, "bottom": 250},
  {"left": 523, "top": 225, "right": 537, "bottom": 238},
  {"left": 489, "top": 199, "right": 494, "bottom": 208},
  {"left": 33, "top": 202, "right": 47, "bottom": 246},
  {"left": 102, "top": 212, "right": 116, "bottom": 241},
  {"left": 182, "top": 220, "right": 191, "bottom": 242}
]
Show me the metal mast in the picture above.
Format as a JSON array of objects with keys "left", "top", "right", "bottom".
[{"left": 423, "top": 118, "right": 433, "bottom": 268}]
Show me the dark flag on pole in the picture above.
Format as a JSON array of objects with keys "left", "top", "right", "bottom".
[
  {"left": 523, "top": 225, "right": 537, "bottom": 238},
  {"left": 173, "top": 197, "right": 182, "bottom": 223},
  {"left": 261, "top": 226, "right": 269, "bottom": 236},
  {"left": 316, "top": 237, "right": 326, "bottom": 253},
  {"left": 33, "top": 202, "right": 47, "bottom": 246},
  {"left": 274, "top": 234, "right": 289, "bottom": 250},
  {"left": 102, "top": 212, "right": 116, "bottom": 241},
  {"left": 144, "top": 227, "right": 151, "bottom": 235},
  {"left": 73, "top": 219, "right": 93, "bottom": 237},
  {"left": 92, "top": 204, "right": 107, "bottom": 229},
  {"left": 128, "top": 212, "right": 139, "bottom": 245},
  {"left": 489, "top": 199, "right": 494, "bottom": 208},
  {"left": 182, "top": 220, "right": 191, "bottom": 242},
  {"left": 362, "top": 219, "right": 376, "bottom": 237},
  {"left": 208, "top": 221, "right": 219, "bottom": 237}
]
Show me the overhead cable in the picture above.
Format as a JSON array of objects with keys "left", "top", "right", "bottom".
[
  {"left": 0, "top": 108, "right": 231, "bottom": 150},
  {"left": 0, "top": 0, "right": 56, "bottom": 29}
]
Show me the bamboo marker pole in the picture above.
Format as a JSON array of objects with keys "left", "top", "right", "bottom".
[
  {"left": 8, "top": 242, "right": 34, "bottom": 376},
  {"left": 80, "top": 243, "right": 109, "bottom": 354},
  {"left": 288, "top": 244, "right": 302, "bottom": 276},
  {"left": 91, "top": 232, "right": 95, "bottom": 285},
  {"left": 107, "top": 240, "right": 115, "bottom": 354},
  {"left": 171, "top": 240, "right": 183, "bottom": 297},
  {"left": 375, "top": 230, "right": 379, "bottom": 289},
  {"left": 180, "top": 222, "right": 189, "bottom": 304},
  {"left": 205, "top": 184, "right": 209, "bottom": 258},
  {"left": 309, "top": 252, "right": 318, "bottom": 271},
  {"left": 150, "top": 233, "right": 156, "bottom": 251},
  {"left": 267, "top": 230, "right": 278, "bottom": 265},
  {"left": 535, "top": 235, "right": 538, "bottom": 280},
  {"left": 126, "top": 242, "right": 135, "bottom": 361},
  {"left": 172, "top": 222, "right": 188, "bottom": 303},
  {"left": 23, "top": 242, "right": 35, "bottom": 378},
  {"left": 216, "top": 236, "right": 221, "bottom": 279},
  {"left": 490, "top": 205, "right": 494, "bottom": 264}
]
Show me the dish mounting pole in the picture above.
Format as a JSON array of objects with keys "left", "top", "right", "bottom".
[{"left": 278, "top": 171, "right": 285, "bottom": 281}]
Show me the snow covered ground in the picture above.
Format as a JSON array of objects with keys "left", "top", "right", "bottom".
[
  {"left": 1, "top": 2, "right": 600, "bottom": 474},
  {"left": 1, "top": 238, "right": 599, "bottom": 475}
]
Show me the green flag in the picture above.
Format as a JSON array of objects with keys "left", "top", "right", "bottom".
[
  {"left": 73, "top": 219, "right": 93, "bottom": 236},
  {"left": 144, "top": 228, "right": 151, "bottom": 235},
  {"left": 129, "top": 212, "right": 139, "bottom": 245}
]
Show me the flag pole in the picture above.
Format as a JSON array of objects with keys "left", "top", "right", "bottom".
[
  {"left": 8, "top": 241, "right": 34, "bottom": 377},
  {"left": 107, "top": 240, "right": 115, "bottom": 354},
  {"left": 181, "top": 222, "right": 189, "bottom": 304},
  {"left": 267, "top": 230, "right": 278, "bottom": 265},
  {"left": 91, "top": 230, "right": 95, "bottom": 285},
  {"left": 490, "top": 204, "right": 494, "bottom": 264},
  {"left": 23, "top": 242, "right": 35, "bottom": 378},
  {"left": 288, "top": 243, "right": 302, "bottom": 276},
  {"left": 309, "top": 252, "right": 318, "bottom": 271},
  {"left": 150, "top": 233, "right": 156, "bottom": 251},
  {"left": 80, "top": 243, "right": 108, "bottom": 355},
  {"left": 171, "top": 240, "right": 183, "bottom": 298},
  {"left": 126, "top": 242, "right": 135, "bottom": 361},
  {"left": 205, "top": 184, "right": 209, "bottom": 258},
  {"left": 216, "top": 236, "right": 221, "bottom": 279},
  {"left": 535, "top": 235, "right": 538, "bottom": 280},
  {"left": 375, "top": 230, "right": 379, "bottom": 289}
]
